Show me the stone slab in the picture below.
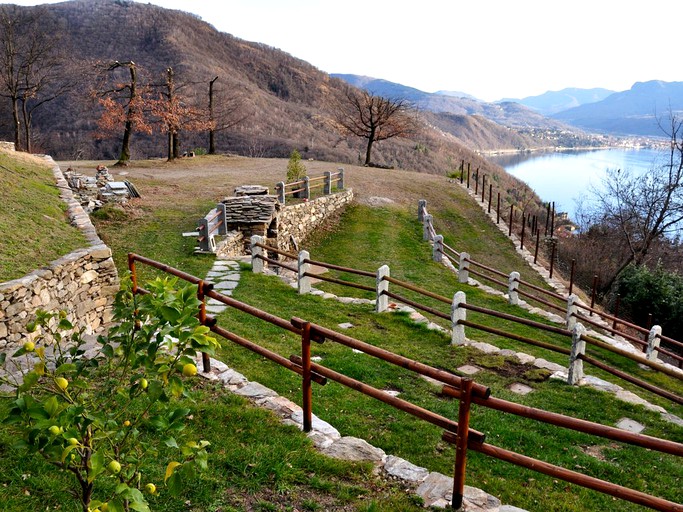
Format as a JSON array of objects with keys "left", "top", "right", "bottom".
[
  {"left": 457, "top": 364, "right": 481, "bottom": 375},
  {"left": 508, "top": 382, "right": 533, "bottom": 395},
  {"left": 616, "top": 417, "right": 645, "bottom": 433}
]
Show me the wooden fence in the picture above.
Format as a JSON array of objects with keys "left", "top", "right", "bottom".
[
  {"left": 275, "top": 169, "right": 344, "bottom": 204},
  {"left": 127, "top": 253, "right": 683, "bottom": 512},
  {"left": 419, "top": 199, "right": 683, "bottom": 369}
]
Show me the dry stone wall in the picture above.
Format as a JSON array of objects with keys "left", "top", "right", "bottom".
[
  {"left": 0, "top": 156, "right": 119, "bottom": 353},
  {"left": 275, "top": 189, "right": 354, "bottom": 253}
]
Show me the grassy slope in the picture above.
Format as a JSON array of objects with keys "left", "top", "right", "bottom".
[
  {"left": 2, "top": 155, "right": 681, "bottom": 511},
  {"left": 0, "top": 151, "right": 87, "bottom": 281}
]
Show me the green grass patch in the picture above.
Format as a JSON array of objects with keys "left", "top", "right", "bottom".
[{"left": 0, "top": 152, "right": 87, "bottom": 281}]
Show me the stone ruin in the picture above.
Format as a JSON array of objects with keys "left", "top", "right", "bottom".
[{"left": 64, "top": 165, "right": 140, "bottom": 213}]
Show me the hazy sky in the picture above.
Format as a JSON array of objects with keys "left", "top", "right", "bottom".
[{"left": 10, "top": 0, "right": 683, "bottom": 101}]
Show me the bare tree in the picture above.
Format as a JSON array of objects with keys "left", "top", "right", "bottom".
[
  {"left": 585, "top": 115, "right": 683, "bottom": 286},
  {"left": 95, "top": 61, "right": 151, "bottom": 165},
  {"left": 0, "top": 5, "right": 70, "bottom": 152},
  {"left": 207, "top": 76, "right": 248, "bottom": 155},
  {"left": 333, "top": 87, "right": 417, "bottom": 166}
]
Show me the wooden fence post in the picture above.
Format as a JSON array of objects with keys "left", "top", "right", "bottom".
[
  {"left": 508, "top": 271, "right": 520, "bottom": 305},
  {"left": 452, "top": 378, "right": 473, "bottom": 510},
  {"left": 301, "top": 321, "right": 313, "bottom": 432},
  {"left": 418, "top": 199, "right": 427, "bottom": 221},
  {"left": 433, "top": 235, "right": 444, "bottom": 263},
  {"left": 376, "top": 265, "right": 390, "bottom": 313},
  {"left": 217, "top": 202, "right": 227, "bottom": 235},
  {"left": 451, "top": 291, "right": 467, "bottom": 345},
  {"left": 566, "top": 294, "right": 578, "bottom": 330},
  {"left": 298, "top": 250, "right": 311, "bottom": 294},
  {"left": 568, "top": 323, "right": 586, "bottom": 385},
  {"left": 458, "top": 252, "right": 470, "bottom": 284},
  {"left": 337, "top": 168, "right": 344, "bottom": 190},
  {"left": 423, "top": 214, "right": 433, "bottom": 241},
  {"left": 197, "top": 217, "right": 210, "bottom": 252},
  {"left": 646, "top": 325, "right": 662, "bottom": 362},
  {"left": 251, "top": 235, "right": 264, "bottom": 273}
]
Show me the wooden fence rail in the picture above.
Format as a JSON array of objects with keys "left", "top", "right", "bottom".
[{"left": 127, "top": 252, "right": 683, "bottom": 512}]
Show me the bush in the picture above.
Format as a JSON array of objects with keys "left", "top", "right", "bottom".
[
  {"left": 286, "top": 149, "right": 306, "bottom": 183},
  {"left": 0, "top": 277, "right": 219, "bottom": 512},
  {"left": 615, "top": 263, "right": 683, "bottom": 340}
]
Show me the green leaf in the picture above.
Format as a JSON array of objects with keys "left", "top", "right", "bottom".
[
  {"left": 44, "top": 396, "right": 59, "bottom": 417},
  {"left": 27, "top": 406, "right": 49, "bottom": 420},
  {"left": 129, "top": 501, "right": 151, "bottom": 512},
  {"left": 166, "top": 471, "right": 182, "bottom": 496},
  {"left": 18, "top": 371, "right": 39, "bottom": 392},
  {"left": 88, "top": 450, "right": 105, "bottom": 483},
  {"left": 162, "top": 436, "right": 179, "bottom": 448},
  {"left": 0, "top": 352, "right": 5, "bottom": 364},
  {"left": 60, "top": 444, "right": 79, "bottom": 464},
  {"left": 107, "top": 498, "right": 125, "bottom": 512},
  {"left": 55, "top": 363, "right": 77, "bottom": 375},
  {"left": 160, "top": 305, "right": 181, "bottom": 323},
  {"left": 58, "top": 318, "right": 73, "bottom": 330}
]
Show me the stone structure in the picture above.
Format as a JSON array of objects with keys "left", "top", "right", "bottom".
[
  {"left": 213, "top": 188, "right": 354, "bottom": 256},
  {"left": 0, "top": 157, "right": 119, "bottom": 353}
]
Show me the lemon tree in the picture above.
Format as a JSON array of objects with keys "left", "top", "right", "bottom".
[{"left": 0, "top": 277, "right": 220, "bottom": 512}]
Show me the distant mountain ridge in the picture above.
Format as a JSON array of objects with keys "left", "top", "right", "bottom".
[
  {"left": 551, "top": 80, "right": 683, "bottom": 136},
  {"left": 506, "top": 87, "right": 616, "bottom": 116}
]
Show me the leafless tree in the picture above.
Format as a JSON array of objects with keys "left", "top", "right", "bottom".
[
  {"left": 207, "top": 76, "right": 248, "bottom": 155},
  {"left": 0, "top": 5, "right": 71, "bottom": 152},
  {"left": 584, "top": 115, "right": 683, "bottom": 286},
  {"left": 333, "top": 87, "right": 417, "bottom": 166}
]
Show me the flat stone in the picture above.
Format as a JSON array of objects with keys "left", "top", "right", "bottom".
[
  {"left": 416, "top": 472, "right": 452, "bottom": 507},
  {"left": 470, "top": 341, "right": 500, "bottom": 354},
  {"left": 338, "top": 322, "right": 354, "bottom": 329},
  {"left": 533, "top": 358, "right": 565, "bottom": 372},
  {"left": 581, "top": 375, "right": 622, "bottom": 393},
  {"left": 463, "top": 485, "right": 502, "bottom": 510},
  {"left": 214, "top": 280, "right": 239, "bottom": 290},
  {"left": 500, "top": 505, "right": 530, "bottom": 511},
  {"left": 384, "top": 390, "right": 400, "bottom": 397},
  {"left": 321, "top": 436, "right": 386, "bottom": 463},
  {"left": 384, "top": 455, "right": 429, "bottom": 483},
  {"left": 457, "top": 364, "right": 481, "bottom": 375},
  {"left": 616, "top": 417, "right": 645, "bottom": 433},
  {"left": 234, "top": 381, "right": 278, "bottom": 399},
  {"left": 206, "top": 305, "right": 227, "bottom": 314},
  {"left": 290, "top": 411, "right": 340, "bottom": 439},
  {"left": 515, "top": 352, "right": 536, "bottom": 365},
  {"left": 661, "top": 412, "right": 683, "bottom": 427},
  {"left": 259, "top": 395, "right": 302, "bottom": 418},
  {"left": 508, "top": 383, "right": 533, "bottom": 395}
]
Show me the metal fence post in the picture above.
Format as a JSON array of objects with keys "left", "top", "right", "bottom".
[
  {"left": 298, "top": 250, "right": 311, "bottom": 294},
  {"left": 251, "top": 235, "right": 264, "bottom": 273},
  {"left": 423, "top": 214, "right": 433, "bottom": 241},
  {"left": 376, "top": 265, "right": 390, "bottom": 313},
  {"left": 646, "top": 325, "right": 662, "bottom": 362},
  {"left": 508, "top": 271, "right": 520, "bottom": 305},
  {"left": 276, "top": 181, "right": 285, "bottom": 203},
  {"left": 324, "top": 171, "right": 332, "bottom": 195},
  {"left": 568, "top": 323, "right": 586, "bottom": 385},
  {"left": 458, "top": 252, "right": 470, "bottom": 284},
  {"left": 452, "top": 378, "right": 473, "bottom": 510},
  {"left": 433, "top": 235, "right": 443, "bottom": 263},
  {"left": 566, "top": 294, "right": 578, "bottom": 330},
  {"left": 418, "top": 199, "right": 427, "bottom": 222},
  {"left": 451, "top": 291, "right": 467, "bottom": 345}
]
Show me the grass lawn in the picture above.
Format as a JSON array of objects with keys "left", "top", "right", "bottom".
[{"left": 2, "top": 155, "right": 681, "bottom": 511}]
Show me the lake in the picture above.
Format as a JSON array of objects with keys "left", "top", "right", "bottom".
[{"left": 486, "top": 148, "right": 667, "bottom": 220}]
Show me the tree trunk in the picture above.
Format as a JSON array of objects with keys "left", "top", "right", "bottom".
[
  {"left": 21, "top": 98, "right": 31, "bottom": 153},
  {"left": 117, "top": 118, "right": 132, "bottom": 165},
  {"left": 167, "top": 130, "right": 173, "bottom": 160},
  {"left": 208, "top": 76, "right": 217, "bottom": 154},
  {"left": 364, "top": 137, "right": 373, "bottom": 166},
  {"left": 11, "top": 97, "right": 20, "bottom": 151},
  {"left": 172, "top": 130, "right": 180, "bottom": 159}
]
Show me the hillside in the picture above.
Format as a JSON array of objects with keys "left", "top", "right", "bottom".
[
  {"left": 0, "top": 0, "right": 502, "bottom": 177},
  {"left": 552, "top": 80, "right": 683, "bottom": 136}
]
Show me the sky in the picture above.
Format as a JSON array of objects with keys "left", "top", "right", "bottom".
[{"left": 10, "top": 0, "right": 683, "bottom": 102}]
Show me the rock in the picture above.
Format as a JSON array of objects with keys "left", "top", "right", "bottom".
[
  {"left": 416, "top": 472, "right": 453, "bottom": 507},
  {"left": 508, "top": 383, "right": 533, "bottom": 395},
  {"left": 234, "top": 381, "right": 278, "bottom": 399},
  {"left": 616, "top": 417, "right": 645, "bottom": 433},
  {"left": 321, "top": 436, "right": 386, "bottom": 463},
  {"left": 384, "top": 455, "right": 429, "bottom": 483},
  {"left": 457, "top": 364, "right": 481, "bottom": 375}
]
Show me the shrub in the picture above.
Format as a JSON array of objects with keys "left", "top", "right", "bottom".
[
  {"left": 0, "top": 277, "right": 219, "bottom": 512},
  {"left": 286, "top": 149, "right": 306, "bottom": 183}
]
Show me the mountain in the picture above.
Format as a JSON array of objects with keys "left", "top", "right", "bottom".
[
  {"left": 433, "top": 90, "right": 478, "bottom": 101},
  {"left": 332, "top": 74, "right": 613, "bottom": 151},
  {"left": 0, "top": 0, "right": 497, "bottom": 175},
  {"left": 551, "top": 81, "right": 683, "bottom": 136},
  {"left": 506, "top": 88, "right": 616, "bottom": 116}
]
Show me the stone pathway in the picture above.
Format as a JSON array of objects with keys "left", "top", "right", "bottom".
[{"left": 203, "top": 258, "right": 244, "bottom": 314}]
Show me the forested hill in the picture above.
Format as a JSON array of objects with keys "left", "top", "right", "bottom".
[{"left": 0, "top": 0, "right": 501, "bottom": 177}]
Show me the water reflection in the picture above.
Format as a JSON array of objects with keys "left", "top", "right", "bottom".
[{"left": 486, "top": 148, "right": 665, "bottom": 219}]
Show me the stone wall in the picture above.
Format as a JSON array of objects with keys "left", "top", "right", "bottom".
[
  {"left": 275, "top": 188, "right": 354, "bottom": 253},
  {"left": 0, "top": 157, "right": 119, "bottom": 353}
]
